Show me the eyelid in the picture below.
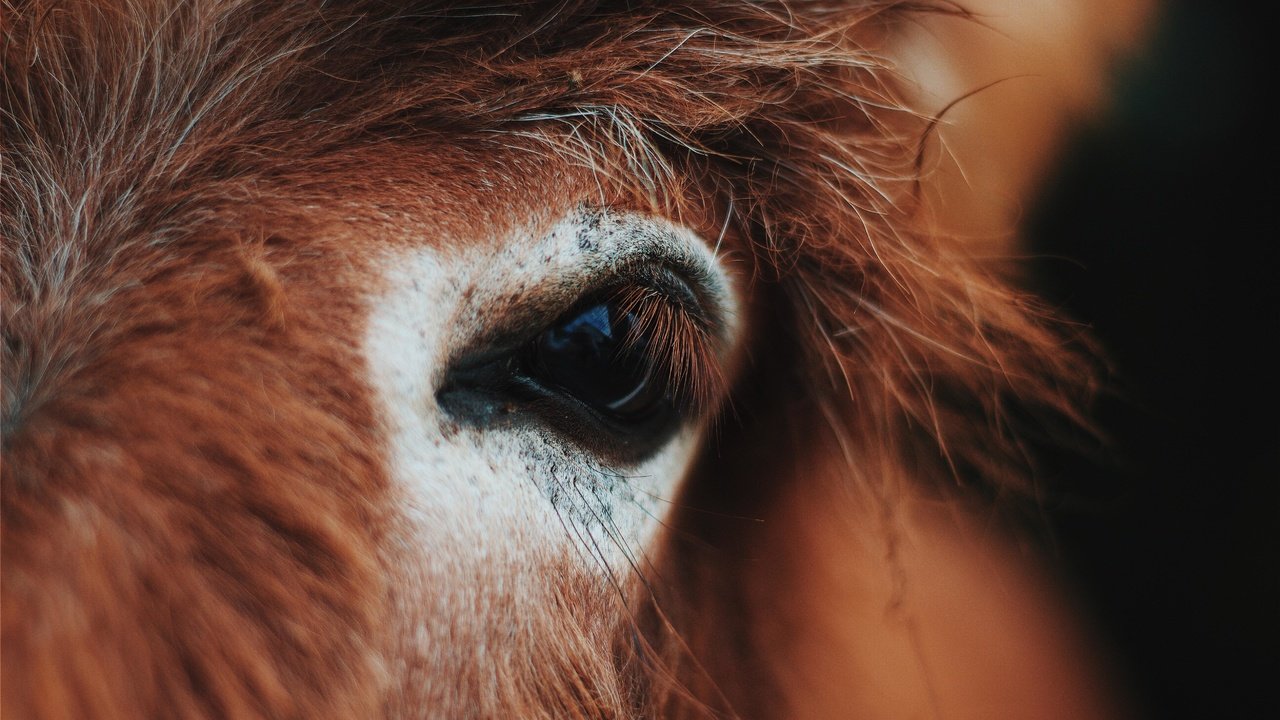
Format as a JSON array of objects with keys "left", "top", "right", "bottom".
[
  {"left": 445, "top": 257, "right": 730, "bottom": 379},
  {"left": 435, "top": 265, "right": 719, "bottom": 460}
]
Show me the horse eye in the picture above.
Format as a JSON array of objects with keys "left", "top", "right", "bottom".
[{"left": 526, "top": 300, "right": 667, "bottom": 421}]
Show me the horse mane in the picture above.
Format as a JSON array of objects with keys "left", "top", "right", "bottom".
[{"left": 2, "top": 1, "right": 1101, "bottom": 717}]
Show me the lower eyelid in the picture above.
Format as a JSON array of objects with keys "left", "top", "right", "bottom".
[
  {"left": 439, "top": 290, "right": 702, "bottom": 464},
  {"left": 503, "top": 375, "right": 683, "bottom": 464}
]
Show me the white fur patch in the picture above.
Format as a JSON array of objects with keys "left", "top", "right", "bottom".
[{"left": 363, "top": 207, "right": 736, "bottom": 599}]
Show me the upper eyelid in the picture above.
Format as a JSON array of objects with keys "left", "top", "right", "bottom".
[
  {"left": 570, "top": 264, "right": 715, "bottom": 337},
  {"left": 446, "top": 255, "right": 730, "bottom": 374}
]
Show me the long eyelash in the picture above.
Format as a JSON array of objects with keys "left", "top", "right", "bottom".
[{"left": 612, "top": 284, "right": 726, "bottom": 416}]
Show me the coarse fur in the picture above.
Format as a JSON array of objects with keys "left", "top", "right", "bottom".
[{"left": 3, "top": 1, "right": 1106, "bottom": 718}]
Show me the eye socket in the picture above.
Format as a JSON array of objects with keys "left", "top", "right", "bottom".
[
  {"left": 437, "top": 265, "right": 725, "bottom": 461},
  {"left": 526, "top": 299, "right": 668, "bottom": 421}
]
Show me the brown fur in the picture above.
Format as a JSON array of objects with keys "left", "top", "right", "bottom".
[{"left": 3, "top": 1, "right": 1111, "bottom": 717}]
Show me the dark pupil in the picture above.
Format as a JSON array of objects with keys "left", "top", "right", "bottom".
[{"left": 533, "top": 301, "right": 663, "bottom": 418}]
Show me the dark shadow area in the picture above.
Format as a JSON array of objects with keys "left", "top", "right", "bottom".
[{"left": 1026, "top": 1, "right": 1277, "bottom": 717}]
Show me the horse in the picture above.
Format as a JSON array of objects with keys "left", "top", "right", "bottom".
[{"left": 2, "top": 1, "right": 1149, "bottom": 717}]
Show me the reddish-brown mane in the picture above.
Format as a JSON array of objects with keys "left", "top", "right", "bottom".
[{"left": 3, "top": 1, "right": 1106, "bottom": 717}]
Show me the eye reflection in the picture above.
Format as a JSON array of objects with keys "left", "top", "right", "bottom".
[{"left": 529, "top": 299, "right": 667, "bottom": 420}]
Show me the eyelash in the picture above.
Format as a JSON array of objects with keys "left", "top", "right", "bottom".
[
  {"left": 599, "top": 282, "right": 723, "bottom": 417},
  {"left": 438, "top": 266, "right": 724, "bottom": 462},
  {"left": 515, "top": 273, "right": 722, "bottom": 438}
]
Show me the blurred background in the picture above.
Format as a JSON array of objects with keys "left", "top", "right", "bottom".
[
  {"left": 898, "top": 0, "right": 1274, "bottom": 716},
  {"left": 1026, "top": 1, "right": 1277, "bottom": 717}
]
